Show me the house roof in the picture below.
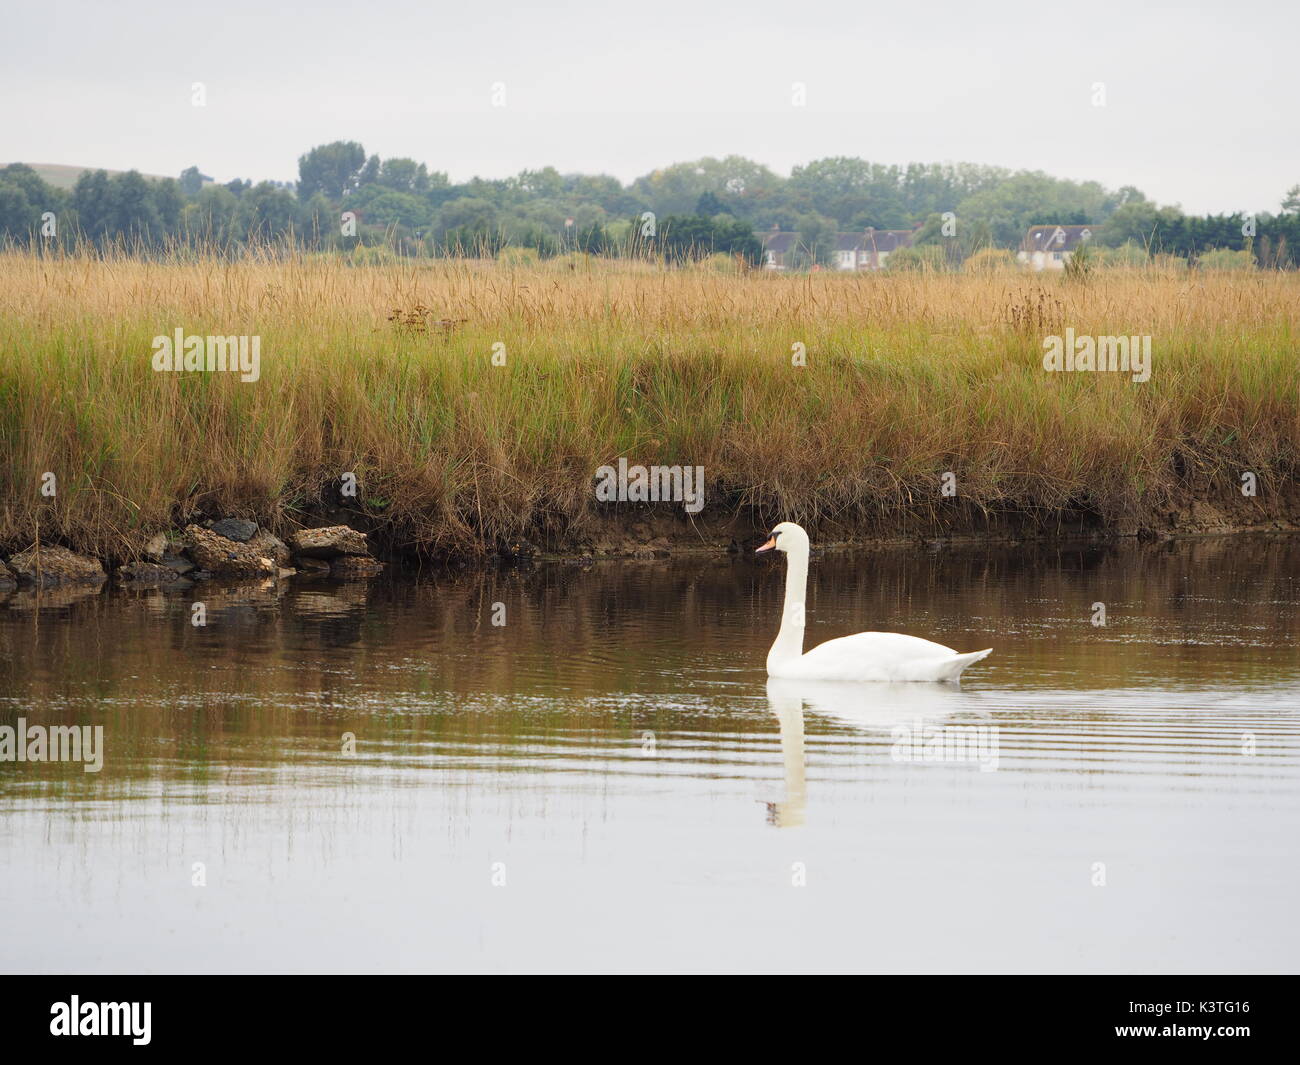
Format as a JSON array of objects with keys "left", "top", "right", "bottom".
[
  {"left": 760, "top": 232, "right": 800, "bottom": 254},
  {"left": 1023, "top": 224, "right": 1094, "bottom": 253},
  {"left": 861, "top": 229, "right": 914, "bottom": 253}
]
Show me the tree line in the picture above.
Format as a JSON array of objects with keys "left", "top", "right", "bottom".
[{"left": 1, "top": 142, "right": 1297, "bottom": 267}]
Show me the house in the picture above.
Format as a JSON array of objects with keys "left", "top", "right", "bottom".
[
  {"left": 760, "top": 230, "right": 800, "bottom": 270},
  {"left": 1018, "top": 224, "right": 1094, "bottom": 270},
  {"left": 852, "top": 228, "right": 914, "bottom": 270},
  {"left": 761, "top": 227, "right": 916, "bottom": 271}
]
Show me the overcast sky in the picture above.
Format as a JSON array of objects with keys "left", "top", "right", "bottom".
[{"left": 4, "top": 0, "right": 1295, "bottom": 214}]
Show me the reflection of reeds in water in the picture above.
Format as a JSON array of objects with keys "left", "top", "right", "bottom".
[{"left": 1, "top": 250, "right": 1297, "bottom": 560}]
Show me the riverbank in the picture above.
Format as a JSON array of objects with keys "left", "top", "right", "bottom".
[{"left": 2, "top": 250, "right": 1297, "bottom": 567}]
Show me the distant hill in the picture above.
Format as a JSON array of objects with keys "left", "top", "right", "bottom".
[{"left": 10, "top": 163, "right": 181, "bottom": 190}]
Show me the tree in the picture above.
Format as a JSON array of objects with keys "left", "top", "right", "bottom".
[
  {"left": 789, "top": 157, "right": 907, "bottom": 226},
  {"left": 299, "top": 193, "right": 336, "bottom": 243},
  {"left": 631, "top": 157, "right": 780, "bottom": 216},
  {"left": 297, "top": 141, "right": 366, "bottom": 200},
  {"left": 794, "top": 212, "right": 836, "bottom": 266},
  {"left": 0, "top": 164, "right": 53, "bottom": 206},
  {"left": 514, "top": 167, "right": 564, "bottom": 198},
  {"left": 696, "top": 191, "right": 728, "bottom": 216},
  {"left": 182, "top": 184, "right": 239, "bottom": 243},
  {"left": 659, "top": 214, "right": 761, "bottom": 264},
  {"left": 564, "top": 172, "right": 644, "bottom": 216},
  {"left": 151, "top": 179, "right": 185, "bottom": 233},
  {"left": 1097, "top": 203, "right": 1185, "bottom": 253},
  {"left": 0, "top": 184, "right": 39, "bottom": 238},
  {"left": 437, "top": 196, "right": 497, "bottom": 235},
  {"left": 72, "top": 169, "right": 113, "bottom": 239},
  {"left": 899, "top": 161, "right": 1010, "bottom": 218},
  {"left": 236, "top": 182, "right": 300, "bottom": 239},
  {"left": 378, "top": 158, "right": 430, "bottom": 194},
  {"left": 573, "top": 221, "right": 609, "bottom": 254},
  {"left": 107, "top": 171, "right": 163, "bottom": 241},
  {"left": 913, "top": 211, "right": 993, "bottom": 265},
  {"left": 0, "top": 165, "right": 60, "bottom": 242},
  {"left": 361, "top": 190, "right": 431, "bottom": 229},
  {"left": 785, "top": 157, "right": 1009, "bottom": 227},
  {"left": 1283, "top": 185, "right": 1300, "bottom": 214},
  {"left": 437, "top": 197, "right": 499, "bottom": 253},
  {"left": 179, "top": 166, "right": 206, "bottom": 196},
  {"left": 423, "top": 170, "right": 454, "bottom": 208},
  {"left": 954, "top": 172, "right": 1115, "bottom": 247}
]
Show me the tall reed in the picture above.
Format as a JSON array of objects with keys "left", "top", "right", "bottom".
[{"left": 2, "top": 247, "right": 1296, "bottom": 559}]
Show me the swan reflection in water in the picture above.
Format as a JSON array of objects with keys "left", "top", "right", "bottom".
[{"left": 764, "top": 677, "right": 992, "bottom": 827}]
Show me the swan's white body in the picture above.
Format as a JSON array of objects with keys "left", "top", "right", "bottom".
[{"left": 758, "top": 522, "right": 991, "bottom": 683}]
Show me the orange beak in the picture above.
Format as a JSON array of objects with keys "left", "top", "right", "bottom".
[{"left": 755, "top": 536, "right": 777, "bottom": 553}]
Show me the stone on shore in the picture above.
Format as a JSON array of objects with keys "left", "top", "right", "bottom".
[
  {"left": 290, "top": 526, "right": 371, "bottom": 559},
  {"left": 207, "top": 518, "right": 258, "bottom": 542},
  {"left": 8, "top": 546, "right": 107, "bottom": 586},
  {"left": 247, "top": 530, "right": 291, "bottom": 567},
  {"left": 142, "top": 532, "right": 170, "bottom": 561},
  {"left": 183, "top": 525, "right": 276, "bottom": 578}
]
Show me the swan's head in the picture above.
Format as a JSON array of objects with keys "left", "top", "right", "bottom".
[{"left": 755, "top": 521, "right": 808, "bottom": 555}]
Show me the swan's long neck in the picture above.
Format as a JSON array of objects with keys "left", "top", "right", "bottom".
[{"left": 768, "top": 541, "right": 808, "bottom": 668}]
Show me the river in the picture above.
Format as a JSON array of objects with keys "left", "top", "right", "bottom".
[{"left": 1, "top": 536, "right": 1296, "bottom": 973}]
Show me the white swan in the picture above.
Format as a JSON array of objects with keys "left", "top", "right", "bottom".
[{"left": 756, "top": 522, "right": 992, "bottom": 682}]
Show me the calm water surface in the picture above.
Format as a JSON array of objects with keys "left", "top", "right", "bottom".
[{"left": 2, "top": 537, "right": 1297, "bottom": 973}]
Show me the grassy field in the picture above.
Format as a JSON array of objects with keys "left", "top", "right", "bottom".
[{"left": 1, "top": 248, "right": 1297, "bottom": 561}]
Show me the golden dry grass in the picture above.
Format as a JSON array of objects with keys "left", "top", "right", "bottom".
[{"left": 1, "top": 248, "right": 1297, "bottom": 559}]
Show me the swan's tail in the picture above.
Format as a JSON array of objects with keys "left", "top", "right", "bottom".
[{"left": 938, "top": 647, "right": 993, "bottom": 682}]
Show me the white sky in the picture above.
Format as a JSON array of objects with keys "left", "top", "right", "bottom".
[{"left": 3, "top": 0, "right": 1296, "bottom": 214}]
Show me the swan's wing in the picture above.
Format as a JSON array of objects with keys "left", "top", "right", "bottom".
[
  {"left": 803, "top": 631, "right": 960, "bottom": 663},
  {"left": 791, "top": 632, "right": 992, "bottom": 682}
]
